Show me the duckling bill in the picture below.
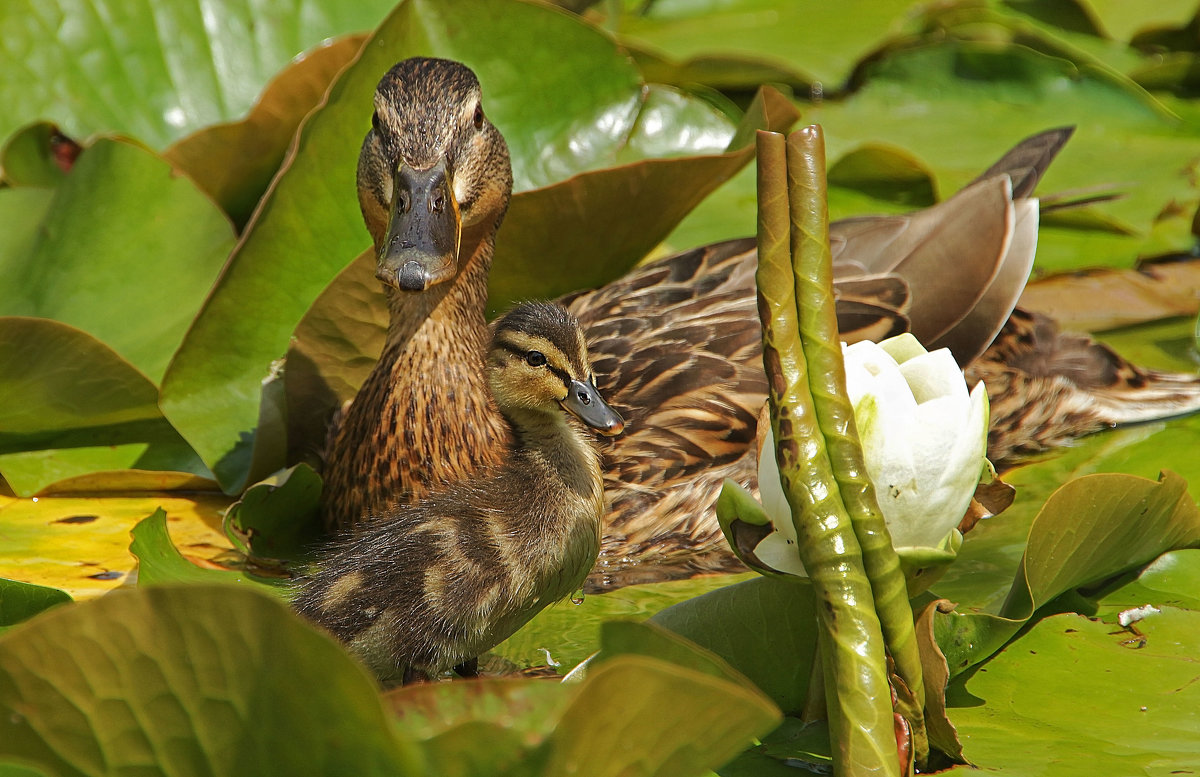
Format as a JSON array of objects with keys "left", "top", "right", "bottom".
[{"left": 295, "top": 301, "right": 622, "bottom": 683}]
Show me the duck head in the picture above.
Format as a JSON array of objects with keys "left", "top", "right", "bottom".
[
  {"left": 358, "top": 57, "right": 513, "bottom": 292},
  {"left": 489, "top": 302, "right": 625, "bottom": 437}
]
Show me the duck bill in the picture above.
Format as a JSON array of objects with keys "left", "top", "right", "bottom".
[
  {"left": 562, "top": 379, "right": 625, "bottom": 437},
  {"left": 376, "top": 158, "right": 461, "bottom": 292}
]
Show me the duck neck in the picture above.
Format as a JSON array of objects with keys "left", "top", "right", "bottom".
[
  {"left": 504, "top": 409, "right": 603, "bottom": 505},
  {"left": 382, "top": 219, "right": 494, "bottom": 347}
]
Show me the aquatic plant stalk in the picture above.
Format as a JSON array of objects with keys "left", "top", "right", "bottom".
[
  {"left": 755, "top": 128, "right": 899, "bottom": 776},
  {"left": 786, "top": 129, "right": 928, "bottom": 764}
]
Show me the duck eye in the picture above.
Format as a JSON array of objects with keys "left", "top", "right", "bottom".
[
  {"left": 525, "top": 351, "right": 546, "bottom": 367},
  {"left": 473, "top": 103, "right": 484, "bottom": 131},
  {"left": 371, "top": 110, "right": 381, "bottom": 133}
]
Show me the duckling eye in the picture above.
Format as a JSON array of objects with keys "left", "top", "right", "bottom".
[
  {"left": 473, "top": 103, "right": 484, "bottom": 131},
  {"left": 525, "top": 351, "right": 546, "bottom": 367},
  {"left": 371, "top": 110, "right": 381, "bottom": 133}
]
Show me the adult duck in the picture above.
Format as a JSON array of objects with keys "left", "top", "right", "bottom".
[{"left": 321, "top": 57, "right": 1200, "bottom": 588}]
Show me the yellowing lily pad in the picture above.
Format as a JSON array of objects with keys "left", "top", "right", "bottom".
[{"left": 0, "top": 492, "right": 234, "bottom": 600}]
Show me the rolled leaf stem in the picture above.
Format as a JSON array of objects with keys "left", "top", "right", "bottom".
[
  {"left": 786, "top": 127, "right": 928, "bottom": 764},
  {"left": 755, "top": 129, "right": 899, "bottom": 777}
]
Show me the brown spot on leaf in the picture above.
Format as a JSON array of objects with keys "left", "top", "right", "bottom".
[{"left": 54, "top": 514, "right": 99, "bottom": 525}]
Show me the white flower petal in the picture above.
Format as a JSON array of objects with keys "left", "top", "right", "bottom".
[
  {"left": 898, "top": 348, "right": 967, "bottom": 404},
  {"left": 757, "top": 428, "right": 798, "bottom": 545},
  {"left": 877, "top": 332, "right": 927, "bottom": 364},
  {"left": 753, "top": 530, "right": 808, "bottom": 576}
]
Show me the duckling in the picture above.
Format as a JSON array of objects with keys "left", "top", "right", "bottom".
[
  {"left": 320, "top": 57, "right": 1200, "bottom": 589},
  {"left": 295, "top": 301, "right": 623, "bottom": 684}
]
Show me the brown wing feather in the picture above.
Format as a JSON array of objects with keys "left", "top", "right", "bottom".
[{"left": 969, "top": 308, "right": 1200, "bottom": 462}]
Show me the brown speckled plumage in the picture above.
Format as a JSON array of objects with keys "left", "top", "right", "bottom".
[
  {"left": 968, "top": 308, "right": 1200, "bottom": 461},
  {"left": 297, "top": 302, "right": 616, "bottom": 683},
  {"left": 322, "top": 59, "right": 513, "bottom": 528},
  {"left": 321, "top": 58, "right": 1200, "bottom": 590}
]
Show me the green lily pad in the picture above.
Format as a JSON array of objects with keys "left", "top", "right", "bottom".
[
  {"left": 806, "top": 41, "right": 1200, "bottom": 272},
  {"left": 388, "top": 652, "right": 778, "bottom": 777},
  {"left": 222, "top": 464, "right": 323, "bottom": 562},
  {"left": 0, "top": 580, "right": 70, "bottom": 629},
  {"left": 0, "top": 585, "right": 423, "bottom": 776},
  {"left": 0, "top": 188, "right": 53, "bottom": 281},
  {"left": 0, "top": 138, "right": 235, "bottom": 384},
  {"left": 0, "top": 123, "right": 72, "bottom": 187},
  {"left": 651, "top": 576, "right": 819, "bottom": 715},
  {"left": 947, "top": 610, "right": 1200, "bottom": 773},
  {"left": 129, "top": 509, "right": 273, "bottom": 590},
  {"left": 387, "top": 678, "right": 564, "bottom": 777},
  {"left": 386, "top": 676, "right": 570, "bottom": 744},
  {"left": 0, "top": 317, "right": 210, "bottom": 496},
  {"left": 591, "top": 620, "right": 762, "bottom": 691},
  {"left": 932, "top": 470, "right": 1200, "bottom": 678},
  {"left": 605, "top": 0, "right": 920, "bottom": 90},
  {"left": 919, "top": 1, "right": 1147, "bottom": 79},
  {"left": 1083, "top": 0, "right": 1199, "bottom": 42},
  {"left": 1093, "top": 548, "right": 1200, "bottom": 617},
  {"left": 0, "top": 318, "right": 160, "bottom": 439},
  {"left": 536, "top": 655, "right": 781, "bottom": 777},
  {"left": 0, "top": 763, "right": 51, "bottom": 777},
  {"left": 491, "top": 573, "right": 752, "bottom": 673},
  {"left": 164, "top": 35, "right": 368, "bottom": 227},
  {"left": 488, "top": 85, "right": 798, "bottom": 311},
  {"left": 0, "top": 0, "right": 397, "bottom": 148}
]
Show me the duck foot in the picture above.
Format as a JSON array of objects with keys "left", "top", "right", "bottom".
[{"left": 453, "top": 657, "right": 479, "bottom": 678}]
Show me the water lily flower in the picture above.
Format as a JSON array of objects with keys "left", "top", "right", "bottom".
[{"left": 754, "top": 333, "right": 990, "bottom": 576}]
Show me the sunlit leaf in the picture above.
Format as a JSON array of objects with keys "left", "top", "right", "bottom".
[
  {"left": 165, "top": 35, "right": 368, "bottom": 227},
  {"left": 0, "top": 319, "right": 160, "bottom": 438},
  {"left": 0, "top": 493, "right": 233, "bottom": 600},
  {"left": 947, "top": 611, "right": 1200, "bottom": 773},
  {"left": 0, "top": 317, "right": 211, "bottom": 496},
  {"left": 0, "top": 580, "right": 70, "bottom": 629},
  {"left": 651, "top": 576, "right": 818, "bottom": 715},
  {"left": 488, "top": 85, "right": 797, "bottom": 311},
  {"left": 603, "top": 0, "right": 920, "bottom": 89},
  {"left": 0, "top": 585, "right": 424, "bottom": 776},
  {"left": 805, "top": 42, "right": 1200, "bottom": 272},
  {"left": 536, "top": 655, "right": 781, "bottom": 777},
  {"left": 0, "top": 189, "right": 52, "bottom": 285},
  {"left": 0, "top": 138, "right": 234, "bottom": 383},
  {"left": 1083, "top": 0, "right": 1199, "bottom": 42},
  {"left": 129, "top": 509, "right": 273, "bottom": 589},
  {"left": 932, "top": 470, "right": 1200, "bottom": 677},
  {"left": 0, "top": 0, "right": 397, "bottom": 148}
]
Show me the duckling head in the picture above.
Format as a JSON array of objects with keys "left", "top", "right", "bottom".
[
  {"left": 358, "top": 57, "right": 513, "bottom": 292},
  {"left": 489, "top": 302, "right": 625, "bottom": 437}
]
